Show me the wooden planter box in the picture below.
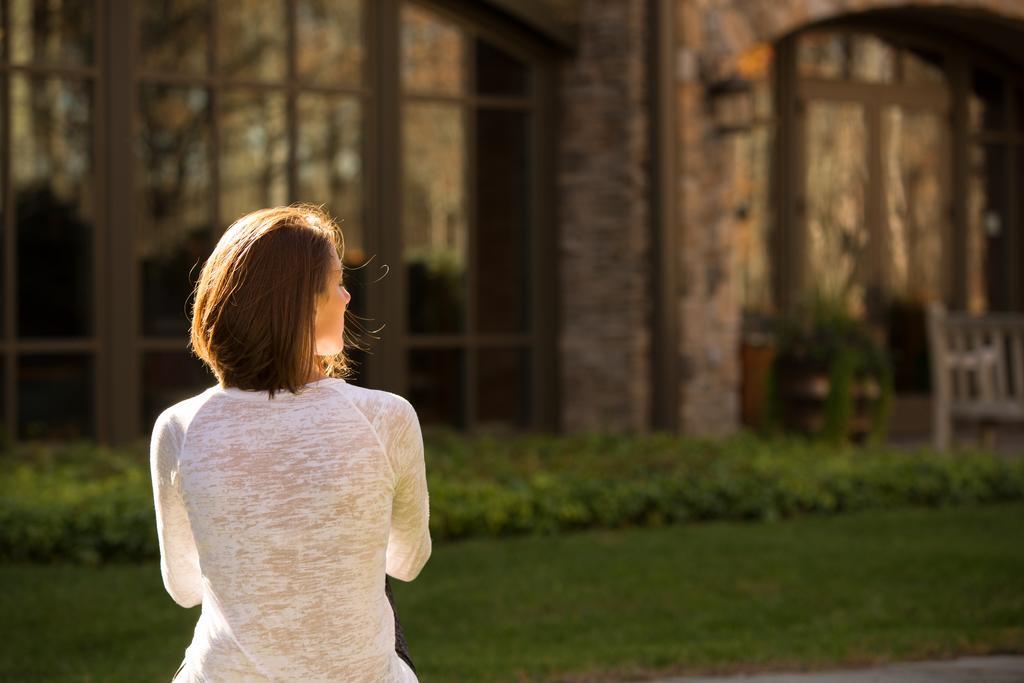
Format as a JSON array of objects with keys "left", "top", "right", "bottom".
[{"left": 777, "top": 364, "right": 881, "bottom": 442}]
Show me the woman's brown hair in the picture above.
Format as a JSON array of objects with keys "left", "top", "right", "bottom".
[{"left": 189, "top": 204, "right": 355, "bottom": 398}]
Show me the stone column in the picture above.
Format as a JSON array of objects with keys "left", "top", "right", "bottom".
[
  {"left": 557, "top": 0, "right": 652, "bottom": 432},
  {"left": 673, "top": 0, "right": 743, "bottom": 437}
]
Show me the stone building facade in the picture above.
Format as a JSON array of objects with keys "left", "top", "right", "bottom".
[
  {"left": 554, "top": 0, "right": 1024, "bottom": 437},
  {"left": 3, "top": 0, "right": 1022, "bottom": 444}
]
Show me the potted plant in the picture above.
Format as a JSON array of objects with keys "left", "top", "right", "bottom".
[{"left": 761, "top": 288, "right": 894, "bottom": 446}]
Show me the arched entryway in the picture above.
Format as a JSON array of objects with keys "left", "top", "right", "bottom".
[
  {"left": 774, "top": 11, "right": 1024, "bottom": 436},
  {"left": 673, "top": 1, "right": 1024, "bottom": 439}
]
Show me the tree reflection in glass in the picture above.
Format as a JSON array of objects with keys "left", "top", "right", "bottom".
[
  {"left": 732, "top": 126, "right": 774, "bottom": 317},
  {"left": 804, "top": 101, "right": 869, "bottom": 317},
  {"left": 12, "top": 76, "right": 94, "bottom": 338},
  {"left": 8, "top": 0, "right": 94, "bottom": 66},
  {"left": 403, "top": 102, "right": 466, "bottom": 334},
  {"left": 882, "top": 107, "right": 945, "bottom": 305},
  {"left": 798, "top": 31, "right": 896, "bottom": 83},
  {"left": 401, "top": 3, "right": 466, "bottom": 95},
  {"left": 219, "top": 90, "right": 288, "bottom": 224},
  {"left": 137, "top": 86, "right": 212, "bottom": 337},
  {"left": 296, "top": 0, "right": 363, "bottom": 86},
  {"left": 296, "top": 94, "right": 369, "bottom": 384},
  {"left": 217, "top": 0, "right": 286, "bottom": 81},
  {"left": 138, "top": 0, "right": 209, "bottom": 75},
  {"left": 296, "top": 95, "right": 363, "bottom": 262}
]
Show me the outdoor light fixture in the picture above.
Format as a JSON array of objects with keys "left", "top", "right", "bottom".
[
  {"left": 706, "top": 42, "right": 771, "bottom": 136},
  {"left": 707, "top": 76, "right": 754, "bottom": 135}
]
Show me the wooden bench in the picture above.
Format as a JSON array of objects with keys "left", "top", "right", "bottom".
[{"left": 926, "top": 301, "right": 1024, "bottom": 451}]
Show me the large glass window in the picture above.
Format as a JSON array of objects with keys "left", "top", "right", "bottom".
[
  {"left": 883, "top": 106, "right": 946, "bottom": 305},
  {"left": 0, "top": 0, "right": 549, "bottom": 444},
  {"left": 794, "top": 30, "right": 953, "bottom": 323},
  {"left": 787, "top": 26, "right": 1024, "bottom": 320},
  {"left": 762, "top": 24, "right": 1024, "bottom": 404},
  {"left": 401, "top": 3, "right": 536, "bottom": 431},
  {"left": 1, "top": 0, "right": 99, "bottom": 442},
  {"left": 792, "top": 30, "right": 954, "bottom": 401},
  {"left": 727, "top": 44, "right": 775, "bottom": 323},
  {"left": 803, "top": 99, "right": 871, "bottom": 316},
  {"left": 966, "top": 66, "right": 1019, "bottom": 314},
  {"left": 136, "top": 0, "right": 369, "bottom": 431}
]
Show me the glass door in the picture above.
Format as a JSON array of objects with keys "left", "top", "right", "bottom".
[
  {"left": 800, "top": 98, "right": 873, "bottom": 319},
  {"left": 796, "top": 31, "right": 952, "bottom": 428},
  {"left": 398, "top": 1, "right": 540, "bottom": 431},
  {"left": 879, "top": 104, "right": 950, "bottom": 395}
]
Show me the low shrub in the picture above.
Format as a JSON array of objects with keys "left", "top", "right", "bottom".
[{"left": 1, "top": 430, "right": 1022, "bottom": 564}]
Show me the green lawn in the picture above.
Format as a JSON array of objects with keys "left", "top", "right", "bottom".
[{"left": 2, "top": 502, "right": 1022, "bottom": 683}]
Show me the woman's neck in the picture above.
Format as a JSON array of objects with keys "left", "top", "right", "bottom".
[{"left": 304, "top": 365, "right": 328, "bottom": 384}]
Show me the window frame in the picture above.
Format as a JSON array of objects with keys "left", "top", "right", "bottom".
[
  {"left": 0, "top": 0, "right": 108, "bottom": 443},
  {"left": 774, "top": 20, "right": 1024, "bottom": 321},
  {"left": 388, "top": 0, "right": 557, "bottom": 432},
  {"left": 97, "top": 0, "right": 558, "bottom": 444}
]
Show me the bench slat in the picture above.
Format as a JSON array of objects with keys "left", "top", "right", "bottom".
[
  {"left": 975, "top": 328, "right": 994, "bottom": 403},
  {"left": 954, "top": 328, "right": 970, "bottom": 402},
  {"left": 926, "top": 301, "right": 1024, "bottom": 450},
  {"left": 992, "top": 327, "right": 1008, "bottom": 402}
]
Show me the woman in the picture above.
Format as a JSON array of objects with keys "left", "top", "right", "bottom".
[{"left": 151, "top": 205, "right": 430, "bottom": 682}]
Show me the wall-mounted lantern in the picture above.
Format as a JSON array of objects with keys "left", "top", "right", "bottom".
[{"left": 707, "top": 76, "right": 754, "bottom": 135}]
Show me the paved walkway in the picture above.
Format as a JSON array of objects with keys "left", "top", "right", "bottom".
[{"left": 644, "top": 655, "right": 1024, "bottom": 683}]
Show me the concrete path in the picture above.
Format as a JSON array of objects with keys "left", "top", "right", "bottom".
[{"left": 644, "top": 655, "right": 1024, "bottom": 683}]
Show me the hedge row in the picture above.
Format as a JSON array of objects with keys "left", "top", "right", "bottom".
[{"left": 1, "top": 431, "right": 1022, "bottom": 564}]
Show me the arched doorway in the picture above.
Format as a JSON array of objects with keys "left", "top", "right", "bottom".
[
  {"left": 788, "top": 13, "right": 1023, "bottom": 436},
  {"left": 733, "top": 6, "right": 1024, "bottom": 438}
]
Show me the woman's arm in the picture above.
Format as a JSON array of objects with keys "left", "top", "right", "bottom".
[
  {"left": 385, "top": 399, "right": 432, "bottom": 582},
  {"left": 150, "top": 409, "right": 204, "bottom": 608}
]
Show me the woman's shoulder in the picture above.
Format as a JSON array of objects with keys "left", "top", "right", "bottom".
[
  {"left": 328, "top": 381, "right": 417, "bottom": 431},
  {"left": 153, "top": 386, "right": 220, "bottom": 434},
  {"left": 329, "top": 380, "right": 413, "bottom": 411}
]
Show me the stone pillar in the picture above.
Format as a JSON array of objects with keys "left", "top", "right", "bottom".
[
  {"left": 673, "top": 0, "right": 742, "bottom": 437},
  {"left": 557, "top": 0, "right": 653, "bottom": 433}
]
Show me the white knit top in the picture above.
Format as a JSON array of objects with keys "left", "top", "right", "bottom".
[{"left": 149, "top": 377, "right": 431, "bottom": 682}]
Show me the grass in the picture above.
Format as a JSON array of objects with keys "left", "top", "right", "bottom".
[{"left": 1, "top": 502, "right": 1022, "bottom": 683}]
